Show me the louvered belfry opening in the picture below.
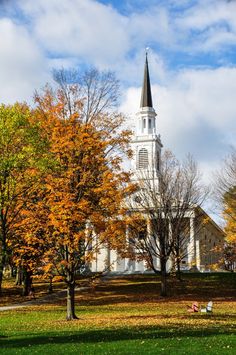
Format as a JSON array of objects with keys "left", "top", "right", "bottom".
[{"left": 138, "top": 148, "right": 148, "bottom": 169}]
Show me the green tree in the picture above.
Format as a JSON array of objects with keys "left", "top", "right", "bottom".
[{"left": 0, "top": 103, "right": 50, "bottom": 294}]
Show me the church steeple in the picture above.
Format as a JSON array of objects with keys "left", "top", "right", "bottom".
[
  {"left": 130, "top": 51, "right": 162, "bottom": 180},
  {"left": 140, "top": 52, "right": 153, "bottom": 108},
  {"left": 136, "top": 52, "right": 156, "bottom": 136}
]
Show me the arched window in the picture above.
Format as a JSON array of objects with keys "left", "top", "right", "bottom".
[{"left": 138, "top": 148, "right": 148, "bottom": 169}]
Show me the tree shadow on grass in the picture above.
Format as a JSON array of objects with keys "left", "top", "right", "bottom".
[
  {"left": 1, "top": 325, "right": 235, "bottom": 349},
  {"left": 110, "top": 313, "right": 236, "bottom": 321},
  {"left": 74, "top": 274, "right": 236, "bottom": 307},
  {"left": 80, "top": 276, "right": 234, "bottom": 307}
]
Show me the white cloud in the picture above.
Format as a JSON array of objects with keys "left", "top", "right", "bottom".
[
  {"left": 128, "top": 6, "right": 174, "bottom": 48},
  {"left": 15, "top": 0, "right": 177, "bottom": 70},
  {"left": 0, "top": 18, "right": 49, "bottom": 103},
  {"left": 178, "top": 0, "right": 236, "bottom": 30},
  {"left": 17, "top": 0, "right": 129, "bottom": 67},
  {"left": 12, "top": 0, "right": 236, "bottom": 70},
  {"left": 175, "top": 0, "right": 236, "bottom": 51}
]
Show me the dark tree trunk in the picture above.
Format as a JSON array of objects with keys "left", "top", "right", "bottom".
[
  {"left": 15, "top": 266, "right": 23, "bottom": 286},
  {"left": 48, "top": 277, "right": 53, "bottom": 293},
  {"left": 160, "top": 257, "right": 167, "bottom": 297},
  {"left": 11, "top": 265, "right": 16, "bottom": 278},
  {"left": 65, "top": 246, "right": 78, "bottom": 320},
  {"left": 22, "top": 269, "right": 32, "bottom": 296},
  {"left": 66, "top": 281, "right": 78, "bottom": 320},
  {"left": 176, "top": 255, "right": 182, "bottom": 281},
  {"left": 0, "top": 243, "right": 7, "bottom": 296},
  {"left": 176, "top": 262, "right": 182, "bottom": 281}
]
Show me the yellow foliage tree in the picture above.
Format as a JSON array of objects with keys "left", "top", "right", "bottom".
[
  {"left": 223, "top": 187, "right": 236, "bottom": 271},
  {"left": 224, "top": 187, "right": 236, "bottom": 244}
]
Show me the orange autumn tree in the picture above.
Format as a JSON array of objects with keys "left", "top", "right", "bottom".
[
  {"left": 24, "top": 87, "right": 132, "bottom": 320},
  {"left": 12, "top": 185, "right": 52, "bottom": 295}
]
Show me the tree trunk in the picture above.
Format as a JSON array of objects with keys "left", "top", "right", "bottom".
[
  {"left": 160, "top": 258, "right": 167, "bottom": 297},
  {"left": 176, "top": 261, "right": 182, "bottom": 281},
  {"left": 65, "top": 247, "right": 78, "bottom": 320},
  {"left": 48, "top": 277, "right": 53, "bottom": 293},
  {"left": 0, "top": 244, "right": 7, "bottom": 296},
  {"left": 22, "top": 269, "right": 32, "bottom": 296},
  {"left": 176, "top": 255, "right": 182, "bottom": 281},
  {"left": 15, "top": 266, "right": 23, "bottom": 286},
  {"left": 11, "top": 265, "right": 16, "bottom": 278},
  {"left": 66, "top": 281, "right": 78, "bottom": 320}
]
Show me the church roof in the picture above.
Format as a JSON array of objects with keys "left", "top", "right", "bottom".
[{"left": 140, "top": 53, "right": 153, "bottom": 108}]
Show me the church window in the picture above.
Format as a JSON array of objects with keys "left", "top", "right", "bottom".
[
  {"left": 138, "top": 148, "right": 148, "bottom": 169},
  {"left": 143, "top": 119, "right": 146, "bottom": 129}
]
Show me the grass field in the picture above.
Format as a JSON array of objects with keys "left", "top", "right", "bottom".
[{"left": 0, "top": 273, "right": 235, "bottom": 354}]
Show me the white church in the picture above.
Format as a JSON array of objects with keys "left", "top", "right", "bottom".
[{"left": 91, "top": 55, "right": 224, "bottom": 274}]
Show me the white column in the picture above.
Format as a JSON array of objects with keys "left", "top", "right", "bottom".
[
  {"left": 116, "top": 255, "right": 125, "bottom": 272},
  {"left": 136, "top": 260, "right": 145, "bottom": 272},
  {"left": 188, "top": 217, "right": 196, "bottom": 269},
  {"left": 109, "top": 249, "right": 118, "bottom": 272},
  {"left": 125, "top": 224, "right": 136, "bottom": 272},
  {"left": 90, "top": 233, "right": 98, "bottom": 272},
  {"left": 196, "top": 239, "right": 200, "bottom": 271}
]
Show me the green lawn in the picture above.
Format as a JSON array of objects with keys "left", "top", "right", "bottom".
[{"left": 0, "top": 273, "right": 236, "bottom": 354}]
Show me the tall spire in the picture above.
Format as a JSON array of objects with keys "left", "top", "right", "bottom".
[{"left": 140, "top": 51, "right": 153, "bottom": 108}]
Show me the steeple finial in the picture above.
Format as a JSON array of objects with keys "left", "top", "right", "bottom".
[{"left": 140, "top": 49, "right": 153, "bottom": 108}]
